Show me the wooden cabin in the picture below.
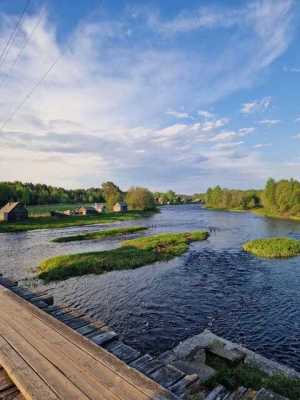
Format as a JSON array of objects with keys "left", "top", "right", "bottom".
[
  {"left": 0, "top": 202, "right": 28, "bottom": 222},
  {"left": 94, "top": 203, "right": 106, "bottom": 213},
  {"left": 78, "top": 206, "right": 97, "bottom": 216},
  {"left": 113, "top": 202, "right": 128, "bottom": 213}
]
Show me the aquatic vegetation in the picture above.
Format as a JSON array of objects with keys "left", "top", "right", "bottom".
[
  {"left": 243, "top": 237, "right": 300, "bottom": 258},
  {"left": 38, "top": 231, "right": 209, "bottom": 281}
]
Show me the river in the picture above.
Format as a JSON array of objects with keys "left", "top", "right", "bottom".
[{"left": 1, "top": 204, "right": 300, "bottom": 370}]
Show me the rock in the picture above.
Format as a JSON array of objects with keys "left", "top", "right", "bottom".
[
  {"left": 226, "top": 387, "right": 247, "bottom": 399},
  {"left": 207, "top": 341, "right": 245, "bottom": 365},
  {"left": 170, "top": 360, "right": 216, "bottom": 383},
  {"left": 204, "top": 385, "right": 228, "bottom": 399},
  {"left": 168, "top": 374, "right": 199, "bottom": 398}
]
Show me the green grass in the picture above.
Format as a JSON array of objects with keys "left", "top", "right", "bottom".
[
  {"left": 205, "top": 353, "right": 300, "bottom": 400},
  {"left": 38, "top": 231, "right": 209, "bottom": 282},
  {"left": 0, "top": 210, "right": 155, "bottom": 233},
  {"left": 243, "top": 237, "right": 300, "bottom": 258},
  {"left": 27, "top": 203, "right": 92, "bottom": 217},
  {"left": 52, "top": 226, "right": 148, "bottom": 243}
]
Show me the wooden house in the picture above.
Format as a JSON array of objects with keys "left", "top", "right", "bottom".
[
  {"left": 78, "top": 206, "right": 97, "bottom": 216},
  {"left": 113, "top": 202, "right": 128, "bottom": 213},
  {"left": 94, "top": 203, "right": 106, "bottom": 213},
  {"left": 0, "top": 202, "right": 28, "bottom": 222}
]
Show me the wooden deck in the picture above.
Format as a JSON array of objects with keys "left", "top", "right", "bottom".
[{"left": 0, "top": 284, "right": 177, "bottom": 400}]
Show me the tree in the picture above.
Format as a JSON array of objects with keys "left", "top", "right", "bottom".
[
  {"left": 101, "top": 181, "right": 122, "bottom": 211},
  {"left": 126, "top": 187, "right": 155, "bottom": 210}
]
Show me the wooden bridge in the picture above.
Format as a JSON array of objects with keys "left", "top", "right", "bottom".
[{"left": 0, "top": 279, "right": 183, "bottom": 400}]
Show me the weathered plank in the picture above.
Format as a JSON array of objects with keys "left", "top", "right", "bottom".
[{"left": 0, "top": 286, "right": 178, "bottom": 400}]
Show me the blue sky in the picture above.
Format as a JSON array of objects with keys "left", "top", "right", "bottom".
[{"left": 0, "top": 0, "right": 300, "bottom": 193}]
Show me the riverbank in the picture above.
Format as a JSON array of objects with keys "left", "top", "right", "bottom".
[
  {"left": 205, "top": 206, "right": 300, "bottom": 222},
  {"left": 0, "top": 210, "right": 155, "bottom": 233},
  {"left": 38, "top": 231, "right": 209, "bottom": 281}
]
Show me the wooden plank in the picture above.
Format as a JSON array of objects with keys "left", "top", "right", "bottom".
[
  {"left": 0, "top": 368, "right": 13, "bottom": 391},
  {"left": 0, "top": 327, "right": 90, "bottom": 400},
  {"left": 0, "top": 336, "right": 58, "bottom": 400},
  {"left": 0, "top": 302, "right": 127, "bottom": 400},
  {"left": 0, "top": 386, "right": 23, "bottom": 399},
  {"left": 0, "top": 288, "right": 177, "bottom": 400},
  {"left": 105, "top": 342, "right": 141, "bottom": 364}
]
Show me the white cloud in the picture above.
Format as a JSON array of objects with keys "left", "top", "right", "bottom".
[
  {"left": 296, "top": 117, "right": 300, "bottom": 122},
  {"left": 198, "top": 110, "right": 214, "bottom": 119},
  {"left": 0, "top": 1, "right": 296, "bottom": 191},
  {"left": 293, "top": 133, "right": 300, "bottom": 139},
  {"left": 165, "top": 109, "right": 190, "bottom": 119},
  {"left": 239, "top": 127, "right": 255, "bottom": 136},
  {"left": 241, "top": 97, "right": 272, "bottom": 114},
  {"left": 253, "top": 143, "right": 272, "bottom": 148},
  {"left": 259, "top": 119, "right": 281, "bottom": 125}
]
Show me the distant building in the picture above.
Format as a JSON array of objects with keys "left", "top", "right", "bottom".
[
  {"left": 51, "top": 211, "right": 67, "bottom": 218},
  {"left": 0, "top": 202, "right": 28, "bottom": 222},
  {"left": 78, "top": 206, "right": 97, "bottom": 216},
  {"left": 94, "top": 203, "right": 106, "bottom": 213},
  {"left": 113, "top": 202, "right": 128, "bottom": 213}
]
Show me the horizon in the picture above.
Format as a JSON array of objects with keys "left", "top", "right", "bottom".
[{"left": 0, "top": 0, "right": 300, "bottom": 192}]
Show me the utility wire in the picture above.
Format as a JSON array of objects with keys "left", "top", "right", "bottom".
[
  {"left": 0, "top": 54, "right": 61, "bottom": 132},
  {"left": 0, "top": 10, "right": 43, "bottom": 91},
  {"left": 0, "top": 0, "right": 31, "bottom": 72}
]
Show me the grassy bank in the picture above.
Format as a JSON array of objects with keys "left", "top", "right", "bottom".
[
  {"left": 0, "top": 210, "right": 155, "bottom": 233},
  {"left": 38, "top": 231, "right": 209, "bottom": 282},
  {"left": 243, "top": 237, "right": 300, "bottom": 258},
  {"left": 53, "top": 226, "right": 148, "bottom": 243}
]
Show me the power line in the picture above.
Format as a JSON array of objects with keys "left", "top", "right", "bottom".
[
  {"left": 0, "top": 54, "right": 61, "bottom": 132},
  {"left": 0, "top": 10, "right": 43, "bottom": 91},
  {"left": 0, "top": 0, "right": 31, "bottom": 72}
]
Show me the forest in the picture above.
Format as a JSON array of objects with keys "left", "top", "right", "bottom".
[{"left": 205, "top": 178, "right": 300, "bottom": 217}]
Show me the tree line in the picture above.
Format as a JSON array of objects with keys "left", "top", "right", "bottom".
[{"left": 205, "top": 178, "right": 300, "bottom": 217}]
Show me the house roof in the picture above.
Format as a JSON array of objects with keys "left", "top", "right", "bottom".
[{"left": 0, "top": 202, "right": 22, "bottom": 214}]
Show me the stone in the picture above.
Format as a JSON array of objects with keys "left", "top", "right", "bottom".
[
  {"left": 170, "top": 360, "right": 216, "bottom": 383},
  {"left": 226, "top": 387, "right": 248, "bottom": 400},
  {"left": 130, "top": 354, "right": 163, "bottom": 375},
  {"left": 207, "top": 341, "right": 245, "bottom": 365}
]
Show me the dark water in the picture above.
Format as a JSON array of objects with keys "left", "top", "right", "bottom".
[{"left": 1, "top": 204, "right": 300, "bottom": 370}]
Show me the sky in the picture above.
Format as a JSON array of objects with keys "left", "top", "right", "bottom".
[{"left": 0, "top": 0, "right": 300, "bottom": 193}]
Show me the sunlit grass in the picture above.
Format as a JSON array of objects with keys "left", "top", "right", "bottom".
[{"left": 243, "top": 237, "right": 300, "bottom": 258}]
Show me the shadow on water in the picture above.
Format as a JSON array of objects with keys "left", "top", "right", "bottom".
[{"left": 1, "top": 204, "right": 300, "bottom": 369}]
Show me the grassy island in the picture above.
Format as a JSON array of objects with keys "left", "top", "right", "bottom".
[
  {"left": 38, "top": 231, "right": 209, "bottom": 282},
  {"left": 53, "top": 226, "right": 148, "bottom": 243},
  {"left": 0, "top": 210, "right": 154, "bottom": 233},
  {"left": 243, "top": 237, "right": 300, "bottom": 258}
]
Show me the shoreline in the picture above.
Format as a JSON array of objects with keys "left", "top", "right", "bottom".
[{"left": 204, "top": 206, "right": 300, "bottom": 222}]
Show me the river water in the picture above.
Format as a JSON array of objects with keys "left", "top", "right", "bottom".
[{"left": 1, "top": 204, "right": 300, "bottom": 370}]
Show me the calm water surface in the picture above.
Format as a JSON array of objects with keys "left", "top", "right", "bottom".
[{"left": 1, "top": 204, "right": 300, "bottom": 370}]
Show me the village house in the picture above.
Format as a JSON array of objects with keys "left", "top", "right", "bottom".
[
  {"left": 94, "top": 203, "right": 106, "bottom": 213},
  {"left": 78, "top": 206, "right": 98, "bottom": 216},
  {"left": 0, "top": 202, "right": 28, "bottom": 222},
  {"left": 113, "top": 202, "right": 128, "bottom": 213}
]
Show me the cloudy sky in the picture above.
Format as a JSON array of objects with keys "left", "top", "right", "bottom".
[{"left": 0, "top": 0, "right": 300, "bottom": 193}]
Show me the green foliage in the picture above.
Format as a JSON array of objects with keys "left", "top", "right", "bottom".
[
  {"left": 38, "top": 231, "right": 209, "bottom": 281},
  {"left": 261, "top": 178, "right": 300, "bottom": 217},
  {"left": 205, "top": 186, "right": 261, "bottom": 210},
  {"left": 205, "top": 354, "right": 300, "bottom": 400},
  {"left": 153, "top": 190, "right": 191, "bottom": 205},
  {"left": 0, "top": 181, "right": 104, "bottom": 207},
  {"left": 243, "top": 237, "right": 300, "bottom": 258},
  {"left": 28, "top": 203, "right": 91, "bottom": 217},
  {"left": 0, "top": 210, "right": 153, "bottom": 233},
  {"left": 53, "top": 226, "right": 148, "bottom": 243},
  {"left": 101, "top": 181, "right": 123, "bottom": 211},
  {"left": 125, "top": 187, "right": 156, "bottom": 210}
]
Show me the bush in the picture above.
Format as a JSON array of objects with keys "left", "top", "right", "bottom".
[{"left": 243, "top": 237, "right": 300, "bottom": 258}]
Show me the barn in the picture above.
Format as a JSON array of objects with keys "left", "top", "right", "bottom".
[
  {"left": 113, "top": 202, "right": 128, "bottom": 213},
  {"left": 0, "top": 202, "right": 28, "bottom": 222}
]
